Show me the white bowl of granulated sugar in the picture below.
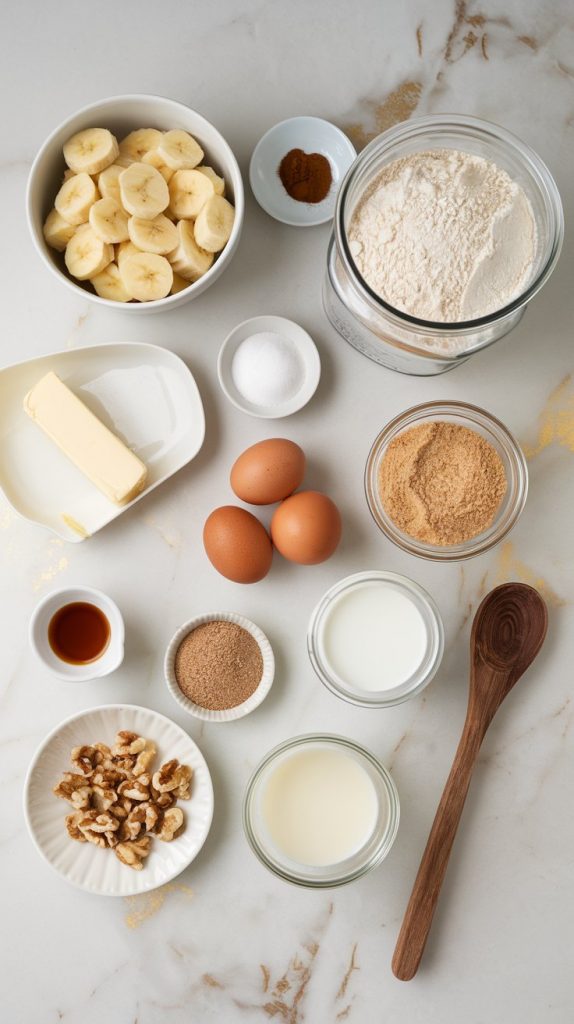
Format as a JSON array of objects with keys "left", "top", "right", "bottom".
[{"left": 164, "top": 612, "right": 275, "bottom": 722}]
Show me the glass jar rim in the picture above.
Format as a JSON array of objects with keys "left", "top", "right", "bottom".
[
  {"left": 307, "top": 570, "right": 444, "bottom": 707},
  {"left": 242, "top": 732, "right": 400, "bottom": 888},
  {"left": 364, "top": 400, "right": 529, "bottom": 561},
  {"left": 335, "top": 113, "right": 564, "bottom": 333}
]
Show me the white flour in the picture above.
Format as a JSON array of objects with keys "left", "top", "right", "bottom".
[{"left": 348, "top": 149, "right": 536, "bottom": 323}]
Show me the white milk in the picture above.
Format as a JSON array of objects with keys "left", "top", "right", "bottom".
[
  {"left": 261, "top": 747, "right": 379, "bottom": 867},
  {"left": 320, "top": 579, "right": 427, "bottom": 692}
]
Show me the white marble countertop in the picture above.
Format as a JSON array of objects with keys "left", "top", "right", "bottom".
[{"left": 1, "top": 1, "right": 573, "bottom": 1021}]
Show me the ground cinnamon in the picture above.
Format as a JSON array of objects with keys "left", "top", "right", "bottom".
[
  {"left": 278, "top": 148, "right": 332, "bottom": 204},
  {"left": 174, "top": 621, "right": 263, "bottom": 710},
  {"left": 378, "top": 421, "right": 507, "bottom": 546}
]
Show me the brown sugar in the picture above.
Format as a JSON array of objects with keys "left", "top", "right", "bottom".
[
  {"left": 174, "top": 621, "right": 263, "bottom": 710},
  {"left": 378, "top": 421, "right": 507, "bottom": 546}
]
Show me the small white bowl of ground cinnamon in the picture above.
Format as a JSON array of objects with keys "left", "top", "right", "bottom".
[
  {"left": 365, "top": 401, "right": 528, "bottom": 561},
  {"left": 165, "top": 612, "right": 275, "bottom": 722}
]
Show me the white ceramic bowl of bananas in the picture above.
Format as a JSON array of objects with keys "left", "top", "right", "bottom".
[{"left": 27, "top": 94, "right": 244, "bottom": 312}]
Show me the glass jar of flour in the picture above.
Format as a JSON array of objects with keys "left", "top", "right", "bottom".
[{"left": 323, "top": 115, "right": 563, "bottom": 376}]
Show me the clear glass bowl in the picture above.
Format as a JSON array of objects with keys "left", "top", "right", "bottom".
[
  {"left": 307, "top": 571, "right": 444, "bottom": 707},
  {"left": 243, "top": 734, "right": 399, "bottom": 888},
  {"left": 324, "top": 114, "right": 564, "bottom": 375},
  {"left": 365, "top": 401, "right": 528, "bottom": 561}
]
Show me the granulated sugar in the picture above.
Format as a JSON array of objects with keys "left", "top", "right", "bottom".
[{"left": 348, "top": 149, "right": 536, "bottom": 323}]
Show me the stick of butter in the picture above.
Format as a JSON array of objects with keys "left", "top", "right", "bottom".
[{"left": 24, "top": 371, "right": 148, "bottom": 506}]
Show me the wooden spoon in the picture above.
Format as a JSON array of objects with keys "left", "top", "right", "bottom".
[{"left": 392, "top": 583, "right": 548, "bottom": 981}]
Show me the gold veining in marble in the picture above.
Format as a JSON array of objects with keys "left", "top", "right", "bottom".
[
  {"left": 444, "top": 2, "right": 520, "bottom": 63},
  {"left": 143, "top": 514, "right": 181, "bottom": 549},
  {"left": 66, "top": 311, "right": 88, "bottom": 349},
  {"left": 32, "top": 538, "right": 69, "bottom": 591},
  {"left": 344, "top": 82, "right": 423, "bottom": 149},
  {"left": 387, "top": 695, "right": 427, "bottom": 772},
  {"left": 124, "top": 882, "right": 193, "bottom": 929},
  {"left": 523, "top": 375, "right": 574, "bottom": 458},
  {"left": 259, "top": 903, "right": 333, "bottom": 1022},
  {"left": 517, "top": 34, "right": 538, "bottom": 50},
  {"left": 336, "top": 943, "right": 359, "bottom": 1021},
  {"left": 344, "top": 0, "right": 543, "bottom": 152},
  {"left": 202, "top": 973, "right": 224, "bottom": 989},
  {"left": 493, "top": 542, "right": 565, "bottom": 607}
]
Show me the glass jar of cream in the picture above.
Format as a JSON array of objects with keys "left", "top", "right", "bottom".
[
  {"left": 308, "top": 571, "right": 444, "bottom": 707},
  {"left": 243, "top": 734, "right": 399, "bottom": 888},
  {"left": 323, "top": 114, "right": 563, "bottom": 376}
]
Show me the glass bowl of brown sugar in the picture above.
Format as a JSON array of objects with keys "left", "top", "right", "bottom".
[
  {"left": 365, "top": 400, "right": 528, "bottom": 561},
  {"left": 164, "top": 612, "right": 275, "bottom": 722}
]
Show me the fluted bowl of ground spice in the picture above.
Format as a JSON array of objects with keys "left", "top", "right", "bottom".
[
  {"left": 164, "top": 612, "right": 275, "bottom": 722},
  {"left": 365, "top": 401, "right": 528, "bottom": 561}
]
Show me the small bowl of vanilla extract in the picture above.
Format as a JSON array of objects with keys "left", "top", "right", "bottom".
[{"left": 29, "top": 586, "right": 125, "bottom": 681}]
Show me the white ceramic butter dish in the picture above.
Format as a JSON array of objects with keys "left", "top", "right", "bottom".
[{"left": 0, "top": 342, "right": 205, "bottom": 541}]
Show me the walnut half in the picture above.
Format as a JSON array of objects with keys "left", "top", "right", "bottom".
[
  {"left": 156, "top": 807, "right": 184, "bottom": 842},
  {"left": 115, "top": 836, "right": 152, "bottom": 871},
  {"left": 152, "top": 760, "right": 193, "bottom": 800}
]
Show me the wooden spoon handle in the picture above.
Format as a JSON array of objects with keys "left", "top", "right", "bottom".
[{"left": 392, "top": 719, "right": 486, "bottom": 981}]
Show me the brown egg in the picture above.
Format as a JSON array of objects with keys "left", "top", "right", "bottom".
[
  {"left": 271, "top": 491, "right": 342, "bottom": 565},
  {"left": 203, "top": 506, "right": 272, "bottom": 583},
  {"left": 230, "top": 438, "right": 306, "bottom": 505}
]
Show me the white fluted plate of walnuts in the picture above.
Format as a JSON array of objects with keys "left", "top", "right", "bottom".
[{"left": 24, "top": 703, "right": 214, "bottom": 895}]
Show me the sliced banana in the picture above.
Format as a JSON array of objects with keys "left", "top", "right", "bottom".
[
  {"left": 168, "top": 219, "right": 214, "bottom": 282},
  {"left": 115, "top": 153, "right": 135, "bottom": 169},
  {"left": 194, "top": 195, "right": 235, "bottom": 253},
  {"left": 62, "top": 168, "right": 76, "bottom": 183},
  {"left": 119, "top": 163, "right": 169, "bottom": 219},
  {"left": 98, "top": 163, "right": 124, "bottom": 204},
  {"left": 55, "top": 172, "right": 98, "bottom": 226},
  {"left": 141, "top": 148, "right": 174, "bottom": 183},
  {"left": 119, "top": 252, "right": 173, "bottom": 301},
  {"left": 89, "top": 197, "right": 130, "bottom": 244},
  {"left": 63, "top": 128, "right": 119, "bottom": 175},
  {"left": 158, "top": 129, "right": 203, "bottom": 170},
  {"left": 43, "top": 209, "right": 76, "bottom": 252},
  {"left": 116, "top": 240, "right": 141, "bottom": 269},
  {"left": 168, "top": 169, "right": 214, "bottom": 219},
  {"left": 91, "top": 261, "right": 133, "bottom": 302},
  {"left": 65, "top": 224, "right": 113, "bottom": 280},
  {"left": 119, "top": 128, "right": 164, "bottom": 164},
  {"left": 196, "top": 165, "right": 225, "bottom": 196},
  {"left": 170, "top": 272, "right": 190, "bottom": 295},
  {"left": 128, "top": 213, "right": 178, "bottom": 255}
]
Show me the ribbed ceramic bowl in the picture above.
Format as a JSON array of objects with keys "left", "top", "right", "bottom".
[
  {"left": 164, "top": 612, "right": 275, "bottom": 722},
  {"left": 27, "top": 94, "right": 244, "bottom": 313},
  {"left": 24, "top": 703, "right": 214, "bottom": 896}
]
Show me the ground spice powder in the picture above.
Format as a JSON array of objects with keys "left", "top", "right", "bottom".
[
  {"left": 174, "top": 621, "right": 263, "bottom": 710},
  {"left": 378, "top": 421, "right": 507, "bottom": 546},
  {"left": 278, "top": 148, "right": 332, "bottom": 203}
]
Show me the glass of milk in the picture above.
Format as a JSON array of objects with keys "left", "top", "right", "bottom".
[
  {"left": 307, "top": 571, "right": 444, "bottom": 707},
  {"left": 243, "top": 734, "right": 400, "bottom": 887}
]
